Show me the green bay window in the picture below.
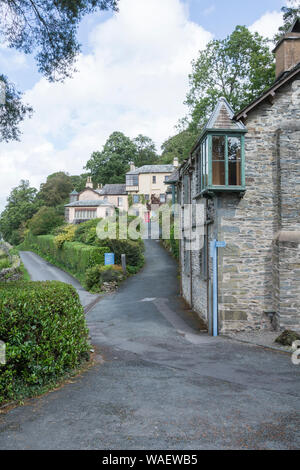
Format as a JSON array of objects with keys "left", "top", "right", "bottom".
[{"left": 197, "top": 130, "right": 246, "bottom": 195}]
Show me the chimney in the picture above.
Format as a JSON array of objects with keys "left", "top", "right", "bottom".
[
  {"left": 86, "top": 176, "right": 93, "bottom": 189},
  {"left": 173, "top": 157, "right": 179, "bottom": 168},
  {"left": 273, "top": 19, "right": 300, "bottom": 79},
  {"left": 130, "top": 162, "right": 135, "bottom": 172},
  {"left": 97, "top": 183, "right": 103, "bottom": 189}
]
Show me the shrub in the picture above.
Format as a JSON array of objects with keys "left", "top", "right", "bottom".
[
  {"left": 54, "top": 224, "right": 77, "bottom": 248},
  {"left": 28, "top": 206, "right": 64, "bottom": 236},
  {"left": 0, "top": 257, "right": 11, "bottom": 270},
  {"left": 74, "top": 219, "right": 102, "bottom": 244},
  {"left": 0, "top": 281, "right": 90, "bottom": 404},
  {"left": 103, "top": 239, "right": 144, "bottom": 267},
  {"left": 85, "top": 264, "right": 124, "bottom": 291},
  {"left": 20, "top": 232, "right": 109, "bottom": 276}
]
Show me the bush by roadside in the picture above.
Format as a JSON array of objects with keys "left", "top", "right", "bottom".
[
  {"left": 0, "top": 281, "right": 90, "bottom": 405},
  {"left": 19, "top": 231, "right": 109, "bottom": 285},
  {"left": 85, "top": 264, "right": 125, "bottom": 292}
]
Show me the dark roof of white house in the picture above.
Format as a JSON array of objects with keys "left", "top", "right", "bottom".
[
  {"left": 65, "top": 200, "right": 113, "bottom": 207},
  {"left": 98, "top": 184, "right": 127, "bottom": 195},
  {"left": 126, "top": 164, "right": 174, "bottom": 175}
]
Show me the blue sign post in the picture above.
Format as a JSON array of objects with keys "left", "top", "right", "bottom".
[
  {"left": 104, "top": 253, "right": 115, "bottom": 266},
  {"left": 210, "top": 239, "right": 226, "bottom": 337}
]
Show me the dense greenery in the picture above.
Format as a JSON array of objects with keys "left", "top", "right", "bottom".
[
  {"left": 85, "top": 264, "right": 124, "bottom": 291},
  {"left": 28, "top": 206, "right": 64, "bottom": 235},
  {"left": 0, "top": 281, "right": 90, "bottom": 404},
  {"left": 20, "top": 231, "right": 109, "bottom": 278},
  {"left": 0, "top": 180, "right": 40, "bottom": 245},
  {"left": 160, "top": 130, "right": 197, "bottom": 164},
  {"left": 85, "top": 131, "right": 159, "bottom": 186},
  {"left": 184, "top": 26, "right": 275, "bottom": 132},
  {"left": 0, "top": 0, "right": 119, "bottom": 141},
  {"left": 0, "top": 172, "right": 86, "bottom": 243},
  {"left": 0, "top": 74, "right": 33, "bottom": 142}
]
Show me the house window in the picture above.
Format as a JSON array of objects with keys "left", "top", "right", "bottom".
[
  {"left": 133, "top": 194, "right": 139, "bottom": 204},
  {"left": 126, "top": 175, "right": 138, "bottom": 186},
  {"left": 160, "top": 194, "right": 166, "bottom": 203},
  {"left": 152, "top": 175, "right": 156, "bottom": 184},
  {"left": 75, "top": 209, "right": 96, "bottom": 220},
  {"left": 144, "top": 194, "right": 149, "bottom": 201},
  {"left": 105, "top": 209, "right": 110, "bottom": 217},
  {"left": 197, "top": 133, "right": 245, "bottom": 194},
  {"left": 118, "top": 197, "right": 123, "bottom": 207}
]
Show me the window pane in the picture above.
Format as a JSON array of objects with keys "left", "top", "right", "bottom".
[
  {"left": 212, "top": 161, "right": 225, "bottom": 185},
  {"left": 212, "top": 135, "right": 225, "bottom": 161},
  {"left": 212, "top": 136, "right": 225, "bottom": 185},
  {"left": 229, "top": 161, "right": 241, "bottom": 186},
  {"left": 228, "top": 137, "right": 241, "bottom": 161}
]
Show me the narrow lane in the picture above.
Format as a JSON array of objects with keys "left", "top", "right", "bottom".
[
  {"left": 0, "top": 242, "right": 298, "bottom": 449},
  {"left": 19, "top": 250, "right": 99, "bottom": 309}
]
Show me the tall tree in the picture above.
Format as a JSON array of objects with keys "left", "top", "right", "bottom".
[
  {"left": 159, "top": 130, "right": 197, "bottom": 164},
  {"left": 0, "top": 0, "right": 119, "bottom": 141},
  {"left": 38, "top": 171, "right": 73, "bottom": 207},
  {"left": 274, "top": 3, "right": 300, "bottom": 42},
  {"left": 85, "top": 132, "right": 137, "bottom": 184},
  {"left": 0, "top": 75, "right": 33, "bottom": 142},
  {"left": 184, "top": 26, "right": 275, "bottom": 131},
  {"left": 0, "top": 180, "right": 39, "bottom": 243},
  {"left": 133, "top": 134, "right": 158, "bottom": 167}
]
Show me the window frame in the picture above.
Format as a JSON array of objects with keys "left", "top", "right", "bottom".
[{"left": 196, "top": 129, "right": 246, "bottom": 196}]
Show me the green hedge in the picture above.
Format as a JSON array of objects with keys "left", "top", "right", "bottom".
[
  {"left": 0, "top": 281, "right": 90, "bottom": 404},
  {"left": 21, "top": 232, "right": 109, "bottom": 275}
]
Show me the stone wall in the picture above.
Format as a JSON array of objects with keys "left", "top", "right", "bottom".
[{"left": 179, "top": 78, "right": 300, "bottom": 333}]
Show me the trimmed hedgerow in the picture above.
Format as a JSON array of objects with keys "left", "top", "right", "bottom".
[
  {"left": 20, "top": 231, "right": 109, "bottom": 276},
  {"left": 0, "top": 281, "right": 90, "bottom": 404}
]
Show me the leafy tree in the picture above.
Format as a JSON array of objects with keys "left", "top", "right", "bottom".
[
  {"left": 28, "top": 206, "right": 64, "bottom": 235},
  {"left": 0, "top": 180, "right": 39, "bottom": 243},
  {"left": 0, "top": 0, "right": 119, "bottom": 141},
  {"left": 38, "top": 171, "right": 73, "bottom": 207},
  {"left": 70, "top": 174, "right": 89, "bottom": 193},
  {"left": 85, "top": 132, "right": 137, "bottom": 184},
  {"left": 0, "top": 75, "right": 33, "bottom": 142},
  {"left": 275, "top": 3, "right": 300, "bottom": 42},
  {"left": 159, "top": 130, "right": 197, "bottom": 164},
  {"left": 133, "top": 134, "right": 158, "bottom": 167},
  {"left": 184, "top": 26, "right": 275, "bottom": 131}
]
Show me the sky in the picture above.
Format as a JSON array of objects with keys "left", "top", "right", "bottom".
[{"left": 0, "top": 0, "right": 292, "bottom": 212}]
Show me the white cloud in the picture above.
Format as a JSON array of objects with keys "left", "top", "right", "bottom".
[
  {"left": 202, "top": 5, "right": 216, "bottom": 17},
  {"left": 0, "top": 0, "right": 212, "bottom": 212},
  {"left": 249, "top": 10, "right": 283, "bottom": 39}
]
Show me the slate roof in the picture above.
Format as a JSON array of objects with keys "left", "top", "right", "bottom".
[
  {"left": 65, "top": 200, "right": 114, "bottom": 207},
  {"left": 70, "top": 190, "right": 79, "bottom": 195},
  {"left": 98, "top": 184, "right": 127, "bottom": 195},
  {"left": 204, "top": 97, "right": 246, "bottom": 131},
  {"left": 126, "top": 164, "right": 174, "bottom": 175},
  {"left": 164, "top": 169, "right": 179, "bottom": 184}
]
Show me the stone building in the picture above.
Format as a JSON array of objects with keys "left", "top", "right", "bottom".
[{"left": 177, "top": 20, "right": 300, "bottom": 334}]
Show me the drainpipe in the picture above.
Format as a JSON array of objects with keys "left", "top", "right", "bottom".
[
  {"left": 189, "top": 172, "right": 193, "bottom": 307},
  {"left": 209, "top": 238, "right": 226, "bottom": 337}
]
